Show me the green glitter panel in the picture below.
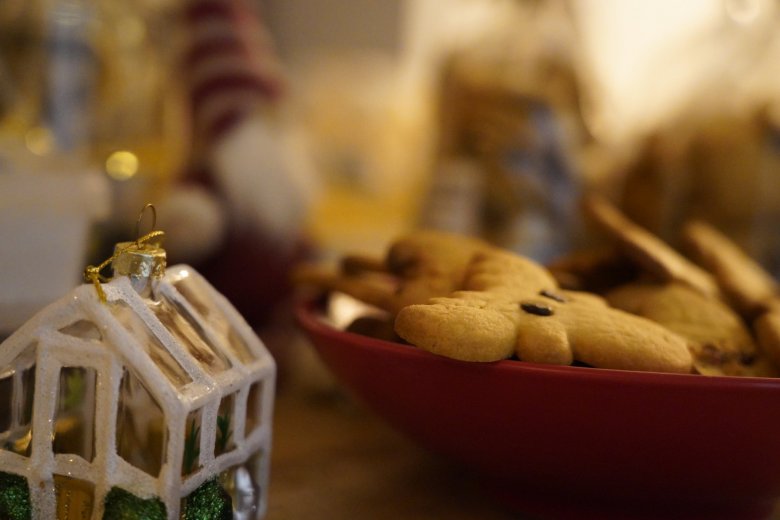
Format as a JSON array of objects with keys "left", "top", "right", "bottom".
[
  {"left": 0, "top": 471, "right": 32, "bottom": 520},
  {"left": 181, "top": 478, "right": 232, "bottom": 520},
  {"left": 102, "top": 487, "right": 166, "bottom": 520}
]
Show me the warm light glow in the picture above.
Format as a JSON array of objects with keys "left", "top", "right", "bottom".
[
  {"left": 105, "top": 150, "right": 139, "bottom": 181},
  {"left": 571, "top": 0, "right": 727, "bottom": 142},
  {"left": 25, "top": 127, "right": 55, "bottom": 156},
  {"left": 725, "top": 0, "right": 768, "bottom": 25},
  {"left": 116, "top": 16, "right": 146, "bottom": 46}
]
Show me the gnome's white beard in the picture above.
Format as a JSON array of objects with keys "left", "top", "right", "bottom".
[
  {"left": 156, "top": 183, "right": 227, "bottom": 264},
  {"left": 213, "top": 115, "right": 318, "bottom": 249},
  {"left": 160, "top": 114, "right": 318, "bottom": 263}
]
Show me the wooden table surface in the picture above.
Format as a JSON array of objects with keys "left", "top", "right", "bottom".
[{"left": 265, "top": 341, "right": 520, "bottom": 520}]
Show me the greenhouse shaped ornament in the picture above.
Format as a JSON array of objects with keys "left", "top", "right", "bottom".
[{"left": 0, "top": 221, "right": 276, "bottom": 520}]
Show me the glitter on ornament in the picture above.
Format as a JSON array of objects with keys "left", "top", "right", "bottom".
[{"left": 0, "top": 471, "right": 32, "bottom": 520}]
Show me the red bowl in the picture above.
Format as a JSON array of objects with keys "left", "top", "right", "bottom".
[{"left": 295, "top": 300, "right": 780, "bottom": 519}]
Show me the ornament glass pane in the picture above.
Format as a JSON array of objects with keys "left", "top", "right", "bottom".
[
  {"left": 1, "top": 342, "right": 36, "bottom": 457},
  {"left": 20, "top": 363, "right": 35, "bottom": 428},
  {"left": 220, "top": 455, "right": 263, "bottom": 520},
  {"left": 215, "top": 393, "right": 236, "bottom": 456},
  {"left": 108, "top": 300, "right": 193, "bottom": 388},
  {"left": 148, "top": 292, "right": 232, "bottom": 375},
  {"left": 171, "top": 269, "right": 257, "bottom": 363},
  {"left": 52, "top": 367, "right": 96, "bottom": 462},
  {"left": 0, "top": 373, "right": 12, "bottom": 432},
  {"left": 116, "top": 367, "right": 166, "bottom": 477},
  {"left": 182, "top": 408, "right": 202, "bottom": 477},
  {"left": 53, "top": 474, "right": 95, "bottom": 520},
  {"left": 245, "top": 381, "right": 264, "bottom": 435}
]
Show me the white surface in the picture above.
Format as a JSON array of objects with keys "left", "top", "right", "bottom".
[{"left": 0, "top": 171, "right": 110, "bottom": 333}]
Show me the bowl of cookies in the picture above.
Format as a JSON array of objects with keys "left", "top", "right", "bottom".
[{"left": 294, "top": 196, "right": 780, "bottom": 519}]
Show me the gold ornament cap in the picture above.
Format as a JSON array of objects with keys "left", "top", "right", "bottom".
[
  {"left": 85, "top": 204, "right": 167, "bottom": 302},
  {"left": 111, "top": 240, "right": 167, "bottom": 280}
]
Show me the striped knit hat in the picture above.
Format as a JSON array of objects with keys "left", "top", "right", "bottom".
[{"left": 182, "top": 0, "right": 286, "bottom": 148}]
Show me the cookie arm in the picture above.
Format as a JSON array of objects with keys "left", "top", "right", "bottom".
[{"left": 395, "top": 298, "right": 516, "bottom": 362}]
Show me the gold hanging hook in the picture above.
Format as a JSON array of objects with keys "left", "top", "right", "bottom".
[
  {"left": 136, "top": 203, "right": 157, "bottom": 244},
  {"left": 84, "top": 203, "right": 166, "bottom": 303}
]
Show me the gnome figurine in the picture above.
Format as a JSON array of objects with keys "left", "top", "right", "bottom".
[{"left": 159, "top": 0, "right": 317, "bottom": 330}]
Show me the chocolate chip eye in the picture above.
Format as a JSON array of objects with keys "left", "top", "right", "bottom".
[
  {"left": 520, "top": 301, "right": 554, "bottom": 316},
  {"left": 740, "top": 352, "right": 756, "bottom": 365},
  {"left": 539, "top": 289, "right": 566, "bottom": 302}
]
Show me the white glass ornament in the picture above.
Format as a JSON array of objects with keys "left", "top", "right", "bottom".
[{"left": 0, "top": 222, "right": 275, "bottom": 520}]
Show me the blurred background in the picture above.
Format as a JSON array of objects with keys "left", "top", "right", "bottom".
[{"left": 1, "top": 0, "right": 780, "bottom": 338}]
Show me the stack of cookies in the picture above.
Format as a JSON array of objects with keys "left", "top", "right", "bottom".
[{"left": 295, "top": 196, "right": 780, "bottom": 378}]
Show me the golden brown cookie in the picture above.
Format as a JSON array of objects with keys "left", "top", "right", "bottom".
[
  {"left": 583, "top": 195, "right": 721, "bottom": 299},
  {"left": 461, "top": 248, "right": 559, "bottom": 296},
  {"left": 682, "top": 220, "right": 778, "bottom": 319},
  {"left": 391, "top": 250, "right": 560, "bottom": 362},
  {"left": 383, "top": 230, "right": 496, "bottom": 312},
  {"left": 395, "top": 291, "right": 522, "bottom": 362},
  {"left": 292, "top": 263, "right": 398, "bottom": 312},
  {"left": 395, "top": 249, "right": 693, "bottom": 373},
  {"left": 605, "top": 281, "right": 771, "bottom": 377},
  {"left": 293, "top": 229, "right": 496, "bottom": 316}
]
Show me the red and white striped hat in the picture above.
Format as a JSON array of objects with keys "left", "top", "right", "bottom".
[{"left": 182, "top": 0, "right": 286, "bottom": 147}]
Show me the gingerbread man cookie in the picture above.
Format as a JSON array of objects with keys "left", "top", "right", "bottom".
[{"left": 395, "top": 249, "right": 693, "bottom": 373}]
